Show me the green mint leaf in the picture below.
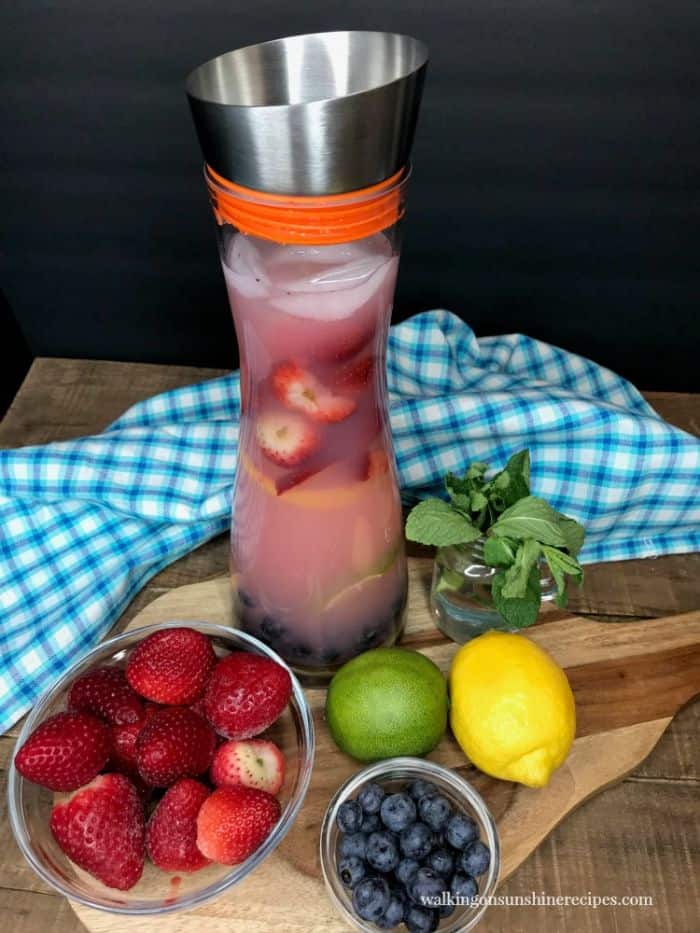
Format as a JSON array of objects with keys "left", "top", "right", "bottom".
[
  {"left": 542, "top": 545, "right": 584, "bottom": 607},
  {"left": 483, "top": 536, "right": 517, "bottom": 567},
  {"left": 405, "top": 498, "right": 481, "bottom": 547},
  {"left": 490, "top": 496, "right": 568, "bottom": 547},
  {"left": 445, "top": 472, "right": 469, "bottom": 497},
  {"left": 505, "top": 448, "right": 531, "bottom": 487},
  {"left": 501, "top": 538, "right": 541, "bottom": 599},
  {"left": 493, "top": 471, "right": 511, "bottom": 490},
  {"left": 444, "top": 473, "right": 472, "bottom": 513},
  {"left": 557, "top": 516, "right": 585, "bottom": 557},
  {"left": 486, "top": 449, "right": 531, "bottom": 511},
  {"left": 488, "top": 491, "right": 506, "bottom": 512},
  {"left": 450, "top": 493, "right": 472, "bottom": 514},
  {"left": 435, "top": 567, "right": 465, "bottom": 595},
  {"left": 470, "top": 490, "right": 489, "bottom": 512},
  {"left": 491, "top": 564, "right": 541, "bottom": 629},
  {"left": 466, "top": 461, "right": 489, "bottom": 481}
]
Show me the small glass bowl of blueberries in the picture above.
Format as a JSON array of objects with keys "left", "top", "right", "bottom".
[{"left": 320, "top": 758, "right": 499, "bottom": 932}]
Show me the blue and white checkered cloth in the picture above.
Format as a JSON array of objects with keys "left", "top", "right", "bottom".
[{"left": 1, "top": 309, "right": 698, "bottom": 730}]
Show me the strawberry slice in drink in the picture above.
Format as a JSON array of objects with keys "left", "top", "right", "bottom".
[
  {"left": 256, "top": 411, "right": 319, "bottom": 467},
  {"left": 335, "top": 355, "right": 375, "bottom": 392},
  {"left": 365, "top": 447, "right": 390, "bottom": 479},
  {"left": 272, "top": 362, "right": 356, "bottom": 423}
]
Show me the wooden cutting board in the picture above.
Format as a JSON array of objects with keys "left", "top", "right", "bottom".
[{"left": 72, "top": 562, "right": 700, "bottom": 933}]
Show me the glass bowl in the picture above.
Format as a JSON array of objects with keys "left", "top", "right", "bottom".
[
  {"left": 320, "top": 758, "right": 500, "bottom": 932},
  {"left": 7, "top": 620, "right": 315, "bottom": 915}
]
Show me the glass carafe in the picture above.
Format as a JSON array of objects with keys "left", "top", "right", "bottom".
[{"left": 205, "top": 167, "right": 410, "bottom": 679}]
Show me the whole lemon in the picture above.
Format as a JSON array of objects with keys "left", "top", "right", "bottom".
[
  {"left": 326, "top": 648, "right": 447, "bottom": 761},
  {"left": 449, "top": 631, "right": 576, "bottom": 787}
]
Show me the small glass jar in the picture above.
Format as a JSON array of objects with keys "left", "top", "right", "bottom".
[{"left": 431, "top": 538, "right": 558, "bottom": 643}]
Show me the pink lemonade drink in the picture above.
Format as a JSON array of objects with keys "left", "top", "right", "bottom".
[
  {"left": 205, "top": 168, "right": 411, "bottom": 677},
  {"left": 224, "top": 229, "right": 408, "bottom": 675}
]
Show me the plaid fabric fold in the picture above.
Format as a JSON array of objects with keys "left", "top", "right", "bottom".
[{"left": 1, "top": 309, "right": 698, "bottom": 730}]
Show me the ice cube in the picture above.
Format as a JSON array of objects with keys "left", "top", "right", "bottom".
[
  {"left": 271, "top": 239, "right": 398, "bottom": 320},
  {"left": 222, "top": 234, "right": 271, "bottom": 297}
]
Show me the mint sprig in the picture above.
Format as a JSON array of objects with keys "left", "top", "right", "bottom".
[
  {"left": 492, "top": 564, "right": 541, "bottom": 629},
  {"left": 490, "top": 496, "right": 568, "bottom": 547},
  {"left": 405, "top": 499, "right": 481, "bottom": 548},
  {"left": 405, "top": 449, "right": 585, "bottom": 627}
]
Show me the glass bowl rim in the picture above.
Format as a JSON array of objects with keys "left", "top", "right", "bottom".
[
  {"left": 7, "top": 619, "right": 316, "bottom": 915},
  {"left": 319, "top": 756, "right": 500, "bottom": 933}
]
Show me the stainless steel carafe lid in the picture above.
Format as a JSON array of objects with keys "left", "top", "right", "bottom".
[{"left": 186, "top": 31, "right": 428, "bottom": 196}]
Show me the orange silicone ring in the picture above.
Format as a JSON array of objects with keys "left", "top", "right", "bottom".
[{"left": 205, "top": 165, "right": 407, "bottom": 245}]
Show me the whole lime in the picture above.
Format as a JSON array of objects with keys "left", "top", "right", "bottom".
[{"left": 325, "top": 647, "right": 447, "bottom": 761}]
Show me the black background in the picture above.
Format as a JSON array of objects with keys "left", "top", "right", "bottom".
[{"left": 2, "top": 2, "right": 699, "bottom": 416}]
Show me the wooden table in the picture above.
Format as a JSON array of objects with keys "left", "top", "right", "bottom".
[{"left": 1, "top": 358, "right": 698, "bottom": 933}]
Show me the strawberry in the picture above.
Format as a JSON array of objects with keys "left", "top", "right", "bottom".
[
  {"left": 109, "top": 721, "right": 142, "bottom": 776},
  {"left": 14, "top": 712, "right": 110, "bottom": 791},
  {"left": 314, "top": 324, "right": 374, "bottom": 362},
  {"left": 196, "top": 785, "right": 281, "bottom": 865},
  {"left": 210, "top": 739, "right": 285, "bottom": 795},
  {"left": 313, "top": 394, "right": 358, "bottom": 423},
  {"left": 146, "top": 778, "right": 211, "bottom": 873},
  {"left": 129, "top": 772, "right": 154, "bottom": 806},
  {"left": 365, "top": 447, "right": 390, "bottom": 479},
  {"left": 50, "top": 773, "right": 145, "bottom": 891},
  {"left": 274, "top": 467, "right": 317, "bottom": 495},
  {"left": 203, "top": 652, "right": 292, "bottom": 740},
  {"left": 188, "top": 697, "right": 207, "bottom": 719},
  {"left": 272, "top": 362, "right": 356, "bottom": 424},
  {"left": 67, "top": 666, "right": 144, "bottom": 725},
  {"left": 335, "top": 355, "right": 375, "bottom": 391},
  {"left": 136, "top": 706, "right": 216, "bottom": 787},
  {"left": 255, "top": 411, "right": 319, "bottom": 467},
  {"left": 125, "top": 627, "right": 216, "bottom": 705},
  {"left": 108, "top": 701, "right": 161, "bottom": 774}
]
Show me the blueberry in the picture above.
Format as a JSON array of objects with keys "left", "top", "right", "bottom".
[
  {"left": 366, "top": 831, "right": 400, "bottom": 873},
  {"left": 376, "top": 891, "right": 406, "bottom": 928},
  {"left": 337, "top": 800, "right": 363, "bottom": 834},
  {"left": 352, "top": 876, "right": 390, "bottom": 923},
  {"left": 409, "top": 866, "right": 446, "bottom": 905},
  {"left": 292, "top": 641, "right": 313, "bottom": 659},
  {"left": 407, "top": 779, "right": 438, "bottom": 802},
  {"left": 380, "top": 793, "right": 417, "bottom": 832},
  {"left": 337, "top": 855, "right": 366, "bottom": 888},
  {"left": 260, "top": 615, "right": 285, "bottom": 642},
  {"left": 356, "top": 627, "right": 381, "bottom": 651},
  {"left": 445, "top": 812, "right": 479, "bottom": 850},
  {"left": 360, "top": 812, "right": 381, "bottom": 833},
  {"left": 418, "top": 794, "right": 452, "bottom": 832},
  {"left": 321, "top": 648, "right": 341, "bottom": 664},
  {"left": 238, "top": 589, "right": 256, "bottom": 608},
  {"left": 426, "top": 846, "right": 455, "bottom": 878},
  {"left": 450, "top": 873, "right": 478, "bottom": 902},
  {"left": 339, "top": 832, "right": 368, "bottom": 859},
  {"left": 404, "top": 904, "right": 439, "bottom": 933},
  {"left": 358, "top": 782, "right": 385, "bottom": 815},
  {"left": 461, "top": 840, "right": 491, "bottom": 877},
  {"left": 395, "top": 857, "right": 421, "bottom": 886},
  {"left": 438, "top": 901, "right": 455, "bottom": 918},
  {"left": 391, "top": 589, "right": 407, "bottom": 618},
  {"left": 399, "top": 822, "right": 434, "bottom": 860}
]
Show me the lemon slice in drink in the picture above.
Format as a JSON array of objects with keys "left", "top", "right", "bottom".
[{"left": 240, "top": 453, "right": 387, "bottom": 510}]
